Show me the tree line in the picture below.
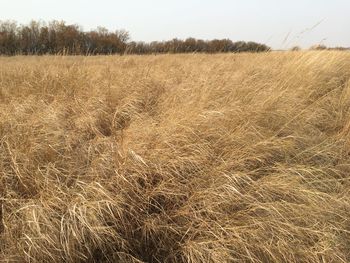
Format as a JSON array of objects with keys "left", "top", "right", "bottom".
[
  {"left": 126, "top": 38, "right": 270, "bottom": 54},
  {"left": 0, "top": 20, "right": 270, "bottom": 55}
]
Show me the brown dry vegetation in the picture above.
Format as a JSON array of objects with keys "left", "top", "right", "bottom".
[{"left": 1, "top": 52, "right": 350, "bottom": 262}]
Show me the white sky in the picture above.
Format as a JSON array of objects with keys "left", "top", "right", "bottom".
[{"left": 1, "top": 0, "right": 349, "bottom": 49}]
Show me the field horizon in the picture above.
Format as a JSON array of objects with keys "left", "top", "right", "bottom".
[{"left": 1, "top": 51, "right": 350, "bottom": 262}]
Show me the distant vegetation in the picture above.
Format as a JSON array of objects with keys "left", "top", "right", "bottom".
[
  {"left": 0, "top": 20, "right": 270, "bottom": 55},
  {"left": 309, "top": 44, "right": 350, "bottom": 51},
  {"left": 126, "top": 38, "right": 270, "bottom": 54}
]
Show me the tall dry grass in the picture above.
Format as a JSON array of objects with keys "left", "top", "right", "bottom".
[{"left": 0, "top": 52, "right": 350, "bottom": 262}]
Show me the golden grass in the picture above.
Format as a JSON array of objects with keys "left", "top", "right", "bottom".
[{"left": 0, "top": 52, "right": 350, "bottom": 262}]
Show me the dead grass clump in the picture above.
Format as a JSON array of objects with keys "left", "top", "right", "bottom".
[{"left": 1, "top": 52, "right": 350, "bottom": 262}]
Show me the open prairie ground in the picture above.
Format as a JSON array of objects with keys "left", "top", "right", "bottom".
[{"left": 1, "top": 52, "right": 350, "bottom": 262}]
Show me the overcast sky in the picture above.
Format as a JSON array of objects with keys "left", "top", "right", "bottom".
[{"left": 1, "top": 0, "right": 349, "bottom": 49}]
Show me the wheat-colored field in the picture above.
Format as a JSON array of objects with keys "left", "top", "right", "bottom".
[{"left": 0, "top": 52, "right": 350, "bottom": 262}]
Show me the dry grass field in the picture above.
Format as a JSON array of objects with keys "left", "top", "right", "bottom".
[{"left": 1, "top": 52, "right": 350, "bottom": 262}]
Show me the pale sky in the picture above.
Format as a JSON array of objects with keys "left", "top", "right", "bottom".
[{"left": 1, "top": 0, "right": 349, "bottom": 49}]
